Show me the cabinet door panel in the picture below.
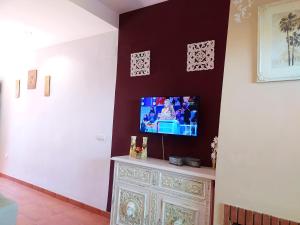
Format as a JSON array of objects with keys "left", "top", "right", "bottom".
[
  {"left": 158, "top": 195, "right": 207, "bottom": 225},
  {"left": 163, "top": 202, "right": 197, "bottom": 225},
  {"left": 113, "top": 183, "right": 150, "bottom": 225}
]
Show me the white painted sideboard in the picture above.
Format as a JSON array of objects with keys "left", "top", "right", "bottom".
[{"left": 110, "top": 156, "right": 215, "bottom": 225}]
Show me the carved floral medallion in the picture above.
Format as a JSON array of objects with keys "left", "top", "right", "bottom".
[
  {"left": 232, "top": 0, "right": 254, "bottom": 23},
  {"left": 131, "top": 50, "right": 150, "bottom": 77},
  {"left": 187, "top": 40, "right": 215, "bottom": 72}
]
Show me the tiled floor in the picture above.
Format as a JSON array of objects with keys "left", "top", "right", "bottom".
[{"left": 0, "top": 177, "right": 110, "bottom": 225}]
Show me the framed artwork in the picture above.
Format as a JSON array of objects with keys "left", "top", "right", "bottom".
[
  {"left": 44, "top": 76, "right": 51, "bottom": 96},
  {"left": 16, "top": 80, "right": 20, "bottom": 98},
  {"left": 28, "top": 69, "right": 37, "bottom": 89},
  {"left": 258, "top": 0, "right": 300, "bottom": 82}
]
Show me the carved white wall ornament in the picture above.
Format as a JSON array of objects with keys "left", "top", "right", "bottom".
[
  {"left": 130, "top": 50, "right": 150, "bottom": 77},
  {"left": 232, "top": 0, "right": 254, "bottom": 23},
  {"left": 187, "top": 40, "right": 215, "bottom": 72}
]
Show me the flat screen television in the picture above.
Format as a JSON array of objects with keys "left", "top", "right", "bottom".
[{"left": 140, "top": 96, "right": 199, "bottom": 136}]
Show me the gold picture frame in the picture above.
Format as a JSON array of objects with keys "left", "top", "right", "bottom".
[
  {"left": 28, "top": 69, "right": 37, "bottom": 89},
  {"left": 258, "top": 0, "right": 300, "bottom": 82},
  {"left": 16, "top": 80, "right": 20, "bottom": 98},
  {"left": 44, "top": 76, "right": 51, "bottom": 96}
]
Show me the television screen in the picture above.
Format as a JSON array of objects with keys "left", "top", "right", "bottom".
[{"left": 140, "top": 96, "right": 198, "bottom": 136}]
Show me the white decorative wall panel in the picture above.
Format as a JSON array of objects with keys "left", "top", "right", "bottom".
[
  {"left": 131, "top": 50, "right": 150, "bottom": 77},
  {"left": 187, "top": 40, "right": 215, "bottom": 72}
]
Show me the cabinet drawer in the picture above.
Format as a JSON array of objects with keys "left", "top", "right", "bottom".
[
  {"left": 159, "top": 172, "right": 207, "bottom": 199},
  {"left": 117, "top": 163, "right": 152, "bottom": 185}
]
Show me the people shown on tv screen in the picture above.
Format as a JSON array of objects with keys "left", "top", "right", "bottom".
[
  {"left": 140, "top": 107, "right": 157, "bottom": 133},
  {"left": 176, "top": 102, "right": 190, "bottom": 124},
  {"left": 140, "top": 96, "right": 198, "bottom": 136},
  {"left": 158, "top": 99, "right": 176, "bottom": 120}
]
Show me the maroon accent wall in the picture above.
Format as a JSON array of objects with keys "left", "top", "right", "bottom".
[{"left": 107, "top": 0, "right": 230, "bottom": 211}]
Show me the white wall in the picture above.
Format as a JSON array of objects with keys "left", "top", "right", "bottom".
[
  {"left": 214, "top": 0, "right": 300, "bottom": 224},
  {"left": 0, "top": 31, "right": 118, "bottom": 211},
  {"left": 70, "top": 0, "right": 119, "bottom": 27}
]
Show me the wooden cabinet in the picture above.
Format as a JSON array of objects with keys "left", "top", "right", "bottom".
[
  {"left": 112, "top": 182, "right": 151, "bottom": 225},
  {"left": 110, "top": 156, "right": 215, "bottom": 225}
]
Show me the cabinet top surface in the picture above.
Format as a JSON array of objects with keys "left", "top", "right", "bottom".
[{"left": 111, "top": 155, "right": 216, "bottom": 180}]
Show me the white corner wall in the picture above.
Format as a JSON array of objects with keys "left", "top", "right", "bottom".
[
  {"left": 0, "top": 31, "right": 118, "bottom": 210},
  {"left": 214, "top": 0, "right": 300, "bottom": 224},
  {"left": 70, "top": 0, "right": 119, "bottom": 27}
]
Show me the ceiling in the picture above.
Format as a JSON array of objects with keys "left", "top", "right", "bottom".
[
  {"left": 97, "top": 0, "right": 168, "bottom": 14},
  {"left": 0, "top": 0, "right": 167, "bottom": 51},
  {"left": 0, "top": 0, "right": 116, "bottom": 50}
]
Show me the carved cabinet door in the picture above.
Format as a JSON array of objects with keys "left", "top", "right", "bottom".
[
  {"left": 156, "top": 194, "right": 206, "bottom": 225},
  {"left": 111, "top": 182, "right": 151, "bottom": 225}
]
